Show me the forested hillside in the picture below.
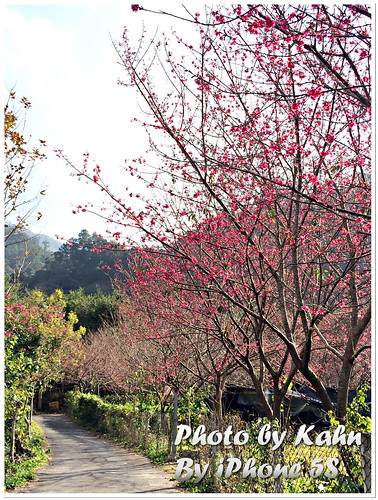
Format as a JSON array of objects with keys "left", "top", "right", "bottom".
[
  {"left": 5, "top": 228, "right": 131, "bottom": 294},
  {"left": 26, "top": 229, "right": 131, "bottom": 293}
]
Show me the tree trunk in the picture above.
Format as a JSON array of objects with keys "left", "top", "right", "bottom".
[
  {"left": 37, "top": 390, "right": 43, "bottom": 410},
  {"left": 273, "top": 445, "right": 284, "bottom": 493},
  {"left": 337, "top": 306, "right": 371, "bottom": 418},
  {"left": 10, "top": 408, "right": 19, "bottom": 462},
  {"left": 244, "top": 358, "right": 274, "bottom": 421},
  {"left": 336, "top": 343, "right": 354, "bottom": 419},
  {"left": 144, "top": 413, "right": 150, "bottom": 447},
  {"left": 170, "top": 389, "right": 179, "bottom": 460},
  {"left": 299, "top": 365, "right": 334, "bottom": 414},
  {"left": 214, "top": 376, "right": 225, "bottom": 427},
  {"left": 25, "top": 394, "right": 34, "bottom": 438}
]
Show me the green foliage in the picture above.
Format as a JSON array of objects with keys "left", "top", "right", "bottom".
[
  {"left": 64, "top": 288, "right": 121, "bottom": 332},
  {"left": 178, "top": 387, "right": 210, "bottom": 427},
  {"left": 142, "top": 445, "right": 170, "bottom": 465},
  {"left": 327, "top": 385, "right": 371, "bottom": 434},
  {"left": 4, "top": 288, "right": 83, "bottom": 463},
  {"left": 4, "top": 422, "right": 49, "bottom": 490},
  {"left": 284, "top": 476, "right": 338, "bottom": 494},
  {"left": 134, "top": 391, "right": 161, "bottom": 413},
  {"left": 101, "top": 393, "right": 131, "bottom": 405},
  {"left": 283, "top": 462, "right": 361, "bottom": 494},
  {"left": 65, "top": 391, "right": 134, "bottom": 431},
  {"left": 65, "top": 391, "right": 171, "bottom": 466},
  {"left": 345, "top": 386, "right": 371, "bottom": 433},
  {"left": 26, "top": 229, "right": 131, "bottom": 294},
  {"left": 322, "top": 387, "right": 371, "bottom": 494},
  {"left": 178, "top": 476, "right": 215, "bottom": 494}
]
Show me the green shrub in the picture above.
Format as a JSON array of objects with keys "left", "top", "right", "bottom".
[
  {"left": 65, "top": 391, "right": 170, "bottom": 463},
  {"left": 4, "top": 422, "right": 49, "bottom": 490},
  {"left": 64, "top": 288, "right": 121, "bottom": 333}
]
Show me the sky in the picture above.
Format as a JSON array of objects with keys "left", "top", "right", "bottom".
[{"left": 4, "top": 1, "right": 204, "bottom": 243}]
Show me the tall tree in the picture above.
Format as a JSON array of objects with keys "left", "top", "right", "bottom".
[
  {"left": 27, "top": 230, "right": 131, "bottom": 294},
  {"left": 61, "top": 5, "right": 371, "bottom": 419},
  {"left": 117, "top": 252, "right": 242, "bottom": 423},
  {"left": 4, "top": 91, "right": 47, "bottom": 241},
  {"left": 5, "top": 288, "right": 83, "bottom": 461}
]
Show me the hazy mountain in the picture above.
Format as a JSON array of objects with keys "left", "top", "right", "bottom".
[
  {"left": 5, "top": 225, "right": 61, "bottom": 280},
  {"left": 5, "top": 225, "right": 61, "bottom": 251},
  {"left": 34, "top": 233, "right": 62, "bottom": 252}
]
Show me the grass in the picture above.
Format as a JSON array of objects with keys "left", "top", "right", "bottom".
[
  {"left": 173, "top": 440, "right": 363, "bottom": 494},
  {"left": 4, "top": 421, "right": 50, "bottom": 491}
]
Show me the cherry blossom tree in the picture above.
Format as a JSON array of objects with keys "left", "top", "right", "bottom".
[
  {"left": 63, "top": 326, "right": 130, "bottom": 395},
  {"left": 62, "top": 4, "right": 371, "bottom": 420},
  {"left": 116, "top": 252, "right": 243, "bottom": 424}
]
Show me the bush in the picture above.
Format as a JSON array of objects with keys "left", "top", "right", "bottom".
[
  {"left": 5, "top": 288, "right": 83, "bottom": 464},
  {"left": 65, "top": 391, "right": 169, "bottom": 462},
  {"left": 4, "top": 422, "right": 49, "bottom": 490},
  {"left": 64, "top": 288, "right": 121, "bottom": 333},
  {"left": 65, "top": 391, "right": 134, "bottom": 437}
]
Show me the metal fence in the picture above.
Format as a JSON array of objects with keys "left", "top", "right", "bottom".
[
  {"left": 145, "top": 413, "right": 371, "bottom": 494},
  {"left": 65, "top": 392, "right": 371, "bottom": 494}
]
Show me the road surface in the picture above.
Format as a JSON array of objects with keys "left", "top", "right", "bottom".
[{"left": 12, "top": 414, "right": 181, "bottom": 494}]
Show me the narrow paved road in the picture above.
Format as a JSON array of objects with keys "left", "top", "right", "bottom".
[{"left": 12, "top": 414, "right": 181, "bottom": 494}]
